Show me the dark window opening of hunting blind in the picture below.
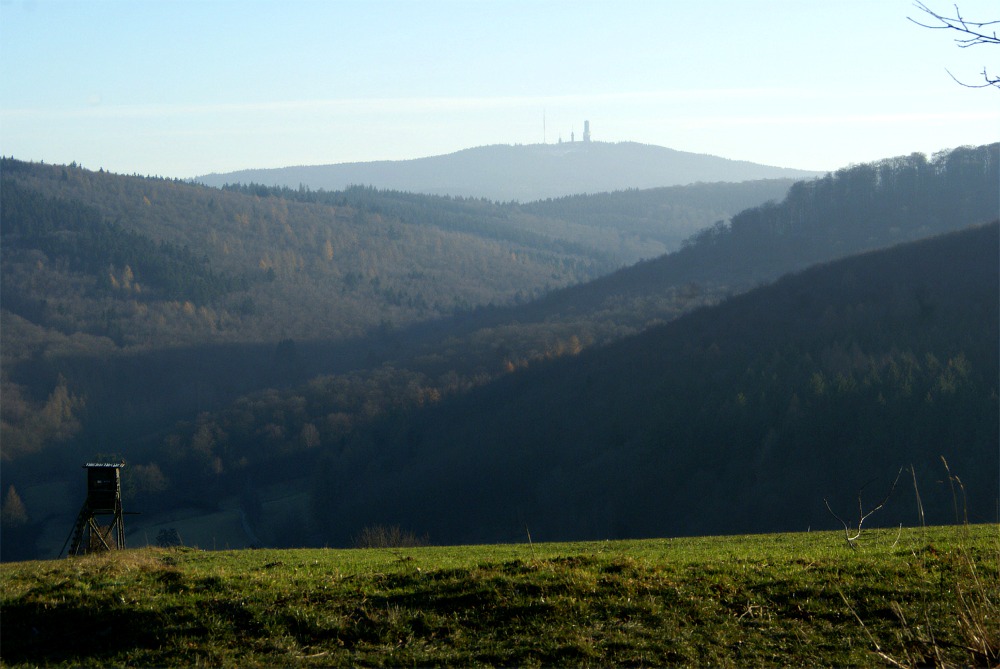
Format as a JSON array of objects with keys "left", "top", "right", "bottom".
[{"left": 86, "top": 463, "right": 121, "bottom": 513}]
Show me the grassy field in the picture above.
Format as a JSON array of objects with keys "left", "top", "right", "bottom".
[{"left": 1, "top": 524, "right": 997, "bottom": 667}]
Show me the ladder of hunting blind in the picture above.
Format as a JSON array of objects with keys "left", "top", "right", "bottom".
[{"left": 61, "top": 503, "right": 90, "bottom": 557}]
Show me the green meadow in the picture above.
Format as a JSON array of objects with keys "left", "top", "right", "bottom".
[{"left": 2, "top": 525, "right": 997, "bottom": 667}]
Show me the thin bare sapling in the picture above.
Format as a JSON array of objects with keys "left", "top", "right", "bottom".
[{"left": 824, "top": 466, "right": 904, "bottom": 549}]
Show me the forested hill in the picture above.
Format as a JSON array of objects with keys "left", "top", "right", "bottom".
[
  {"left": 310, "top": 222, "right": 1000, "bottom": 546},
  {"left": 1, "top": 146, "right": 996, "bottom": 560},
  {"left": 526, "top": 144, "right": 999, "bottom": 315},
  {"left": 0, "top": 158, "right": 795, "bottom": 561},
  {"left": 221, "top": 177, "right": 800, "bottom": 264},
  {"left": 0, "top": 158, "right": 789, "bottom": 358},
  {"left": 195, "top": 142, "right": 823, "bottom": 201}
]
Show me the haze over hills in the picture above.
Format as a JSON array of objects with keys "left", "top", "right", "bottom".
[{"left": 195, "top": 141, "right": 824, "bottom": 202}]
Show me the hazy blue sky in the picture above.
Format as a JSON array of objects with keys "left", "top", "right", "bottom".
[{"left": 2, "top": 0, "right": 997, "bottom": 178}]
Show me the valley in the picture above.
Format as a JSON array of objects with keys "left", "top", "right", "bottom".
[
  {"left": 0, "top": 143, "right": 997, "bottom": 562},
  {"left": 5, "top": 3, "right": 998, "bottom": 666}
]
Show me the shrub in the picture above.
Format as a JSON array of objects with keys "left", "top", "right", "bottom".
[{"left": 352, "top": 524, "right": 428, "bottom": 549}]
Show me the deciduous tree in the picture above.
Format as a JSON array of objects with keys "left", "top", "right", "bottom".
[{"left": 910, "top": 2, "right": 999, "bottom": 88}]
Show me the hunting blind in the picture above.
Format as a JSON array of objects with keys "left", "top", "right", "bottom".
[{"left": 61, "top": 462, "right": 127, "bottom": 557}]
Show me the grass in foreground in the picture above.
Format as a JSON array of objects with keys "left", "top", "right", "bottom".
[{"left": 1, "top": 525, "right": 997, "bottom": 667}]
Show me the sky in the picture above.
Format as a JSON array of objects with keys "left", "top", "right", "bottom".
[{"left": 1, "top": 0, "right": 997, "bottom": 179}]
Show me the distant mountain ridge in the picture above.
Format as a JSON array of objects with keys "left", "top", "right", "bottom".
[{"left": 194, "top": 142, "right": 824, "bottom": 201}]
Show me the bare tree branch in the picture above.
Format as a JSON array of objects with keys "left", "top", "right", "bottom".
[
  {"left": 909, "top": 2, "right": 1000, "bottom": 89},
  {"left": 824, "top": 497, "right": 857, "bottom": 548},
  {"left": 945, "top": 67, "right": 999, "bottom": 88},
  {"left": 825, "top": 466, "right": 904, "bottom": 549},
  {"left": 909, "top": 2, "right": 1000, "bottom": 45}
]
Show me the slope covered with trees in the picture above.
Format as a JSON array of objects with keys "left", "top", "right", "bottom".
[
  {"left": 0, "top": 159, "right": 794, "bottom": 559},
  {"left": 0, "top": 160, "right": 783, "bottom": 447},
  {"left": 548, "top": 144, "right": 999, "bottom": 309},
  {"left": 442, "top": 144, "right": 1000, "bottom": 360},
  {"left": 133, "top": 146, "right": 998, "bottom": 552},
  {"left": 309, "top": 222, "right": 999, "bottom": 545},
  {"left": 1, "top": 145, "right": 996, "bottom": 559},
  {"left": 88, "top": 224, "right": 996, "bottom": 555},
  {"left": 220, "top": 177, "right": 799, "bottom": 265},
  {"left": 0, "top": 161, "right": 594, "bottom": 476}
]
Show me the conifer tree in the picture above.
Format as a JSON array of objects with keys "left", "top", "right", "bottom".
[{"left": 1, "top": 485, "right": 28, "bottom": 528}]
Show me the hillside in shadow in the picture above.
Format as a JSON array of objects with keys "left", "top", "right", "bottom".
[{"left": 310, "top": 223, "right": 999, "bottom": 545}]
